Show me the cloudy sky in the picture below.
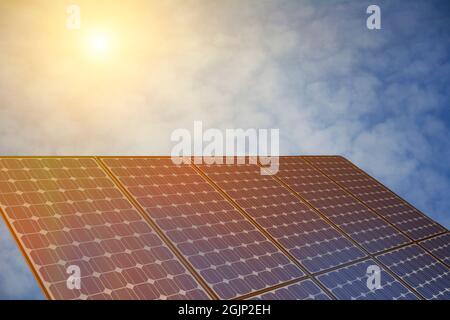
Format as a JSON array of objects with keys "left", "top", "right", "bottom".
[{"left": 0, "top": 0, "right": 449, "bottom": 299}]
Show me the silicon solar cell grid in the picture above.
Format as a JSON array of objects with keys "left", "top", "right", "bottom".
[
  {"left": 377, "top": 244, "right": 450, "bottom": 299},
  {"left": 317, "top": 259, "right": 417, "bottom": 300},
  {"left": 1, "top": 156, "right": 449, "bottom": 301},
  {"left": 0, "top": 158, "right": 209, "bottom": 300},
  {"left": 420, "top": 233, "right": 450, "bottom": 266},
  {"left": 304, "top": 157, "right": 445, "bottom": 241},
  {"left": 252, "top": 279, "right": 331, "bottom": 300},
  {"left": 100, "top": 158, "right": 305, "bottom": 300},
  {"left": 197, "top": 161, "right": 366, "bottom": 274},
  {"left": 275, "top": 157, "right": 410, "bottom": 254}
]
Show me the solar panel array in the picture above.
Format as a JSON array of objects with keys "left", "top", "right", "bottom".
[
  {"left": 377, "top": 245, "right": 450, "bottom": 299},
  {"left": 197, "top": 161, "right": 366, "bottom": 274},
  {"left": 419, "top": 233, "right": 450, "bottom": 266},
  {"left": 304, "top": 156, "right": 445, "bottom": 240},
  {"left": 0, "top": 156, "right": 448, "bottom": 300},
  {"left": 274, "top": 157, "right": 410, "bottom": 254},
  {"left": 0, "top": 158, "right": 208, "bottom": 300},
  {"left": 100, "top": 158, "right": 304, "bottom": 299},
  {"left": 317, "top": 259, "right": 418, "bottom": 300}
]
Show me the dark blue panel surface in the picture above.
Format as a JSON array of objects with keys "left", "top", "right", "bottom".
[
  {"left": 317, "top": 259, "right": 417, "bottom": 300},
  {"left": 197, "top": 161, "right": 366, "bottom": 274},
  {"left": 420, "top": 233, "right": 450, "bottom": 266},
  {"left": 276, "top": 157, "right": 410, "bottom": 253},
  {"left": 305, "top": 157, "right": 445, "bottom": 240},
  {"left": 377, "top": 245, "right": 450, "bottom": 300}
]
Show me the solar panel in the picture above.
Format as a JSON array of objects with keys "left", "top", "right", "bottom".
[
  {"left": 275, "top": 157, "right": 410, "bottom": 253},
  {"left": 251, "top": 279, "right": 331, "bottom": 300},
  {"left": 419, "top": 233, "right": 450, "bottom": 266},
  {"left": 1, "top": 156, "right": 448, "bottom": 300},
  {"left": 377, "top": 244, "right": 450, "bottom": 299},
  {"left": 317, "top": 259, "right": 418, "bottom": 300},
  {"left": 100, "top": 157, "right": 305, "bottom": 299},
  {"left": 196, "top": 160, "right": 366, "bottom": 274},
  {"left": 304, "top": 156, "right": 445, "bottom": 241},
  {"left": 0, "top": 158, "right": 210, "bottom": 300}
]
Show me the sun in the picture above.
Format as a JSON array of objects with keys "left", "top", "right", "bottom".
[{"left": 85, "top": 31, "right": 114, "bottom": 58}]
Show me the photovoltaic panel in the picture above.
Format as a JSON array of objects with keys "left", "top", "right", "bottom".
[
  {"left": 275, "top": 157, "right": 410, "bottom": 254},
  {"left": 197, "top": 160, "right": 366, "bottom": 274},
  {"left": 317, "top": 259, "right": 417, "bottom": 300},
  {"left": 377, "top": 244, "right": 450, "bottom": 299},
  {"left": 100, "top": 158, "right": 305, "bottom": 299},
  {"left": 252, "top": 279, "right": 331, "bottom": 300},
  {"left": 0, "top": 158, "right": 209, "bottom": 300},
  {"left": 1, "top": 156, "right": 449, "bottom": 301},
  {"left": 304, "top": 156, "right": 445, "bottom": 240},
  {"left": 420, "top": 233, "right": 450, "bottom": 266}
]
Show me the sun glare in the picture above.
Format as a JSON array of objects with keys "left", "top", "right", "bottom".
[{"left": 85, "top": 31, "right": 113, "bottom": 58}]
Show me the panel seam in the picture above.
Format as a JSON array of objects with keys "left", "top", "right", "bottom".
[
  {"left": 265, "top": 162, "right": 424, "bottom": 300},
  {"left": 191, "top": 162, "right": 337, "bottom": 300},
  {"left": 94, "top": 157, "right": 219, "bottom": 300},
  {"left": 302, "top": 157, "right": 450, "bottom": 270}
]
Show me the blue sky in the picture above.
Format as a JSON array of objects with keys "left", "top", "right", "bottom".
[{"left": 0, "top": 0, "right": 449, "bottom": 299}]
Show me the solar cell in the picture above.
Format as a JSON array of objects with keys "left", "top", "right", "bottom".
[
  {"left": 317, "top": 259, "right": 418, "bottom": 300},
  {"left": 304, "top": 156, "right": 445, "bottom": 241},
  {"left": 419, "top": 233, "right": 450, "bottom": 266},
  {"left": 1, "top": 156, "right": 448, "bottom": 301},
  {"left": 100, "top": 157, "right": 305, "bottom": 300},
  {"left": 252, "top": 279, "right": 331, "bottom": 300},
  {"left": 196, "top": 159, "right": 366, "bottom": 274},
  {"left": 377, "top": 244, "right": 450, "bottom": 300},
  {"left": 0, "top": 158, "right": 210, "bottom": 300},
  {"left": 275, "top": 157, "right": 410, "bottom": 253}
]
